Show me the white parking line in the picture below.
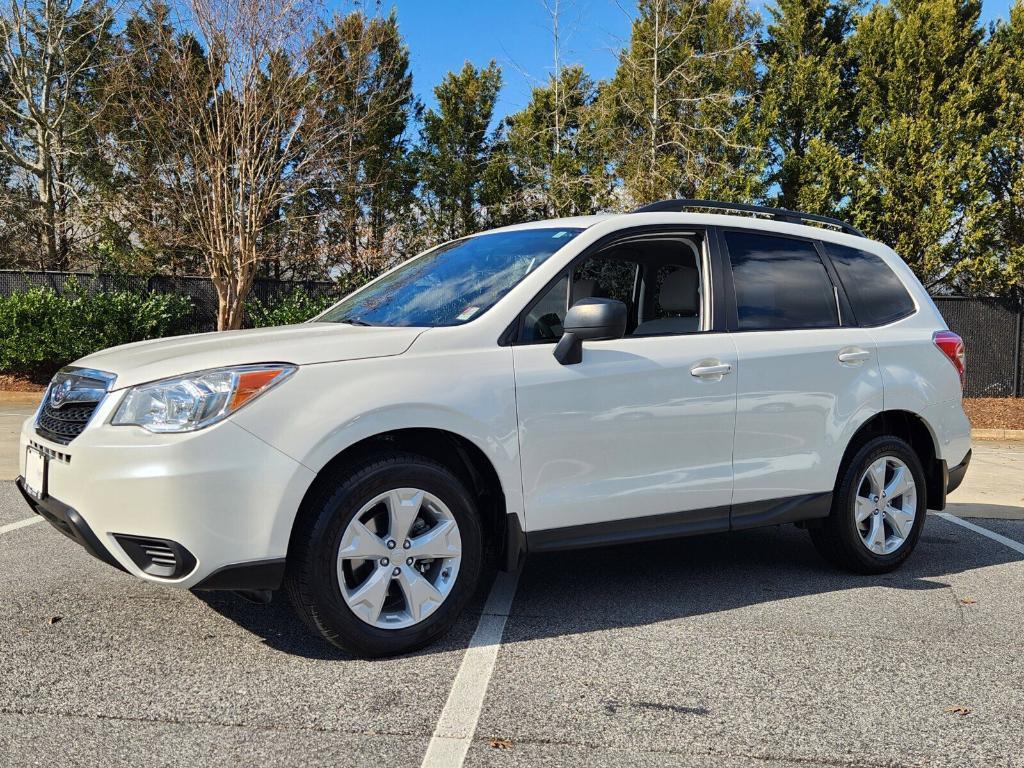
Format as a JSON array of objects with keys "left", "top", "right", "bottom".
[
  {"left": 937, "top": 512, "right": 1024, "bottom": 556},
  {"left": 0, "top": 516, "right": 43, "bottom": 536},
  {"left": 420, "top": 569, "right": 521, "bottom": 768}
]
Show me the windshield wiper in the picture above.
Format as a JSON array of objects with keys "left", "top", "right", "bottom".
[{"left": 337, "top": 316, "right": 375, "bottom": 327}]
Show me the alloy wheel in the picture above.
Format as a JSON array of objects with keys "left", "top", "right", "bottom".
[
  {"left": 337, "top": 487, "right": 462, "bottom": 629},
  {"left": 855, "top": 456, "right": 917, "bottom": 555}
]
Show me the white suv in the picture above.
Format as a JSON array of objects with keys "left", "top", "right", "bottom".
[{"left": 17, "top": 200, "right": 972, "bottom": 656}]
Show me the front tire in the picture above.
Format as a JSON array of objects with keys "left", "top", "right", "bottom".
[
  {"left": 285, "top": 452, "right": 482, "bottom": 657},
  {"left": 810, "top": 436, "right": 926, "bottom": 574}
]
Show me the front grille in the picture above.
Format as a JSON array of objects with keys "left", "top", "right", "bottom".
[
  {"left": 28, "top": 439, "right": 71, "bottom": 463},
  {"left": 37, "top": 402, "right": 100, "bottom": 445},
  {"left": 34, "top": 367, "right": 116, "bottom": 445}
]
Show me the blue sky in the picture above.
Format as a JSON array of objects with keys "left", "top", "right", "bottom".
[{"left": 374, "top": 0, "right": 1015, "bottom": 122}]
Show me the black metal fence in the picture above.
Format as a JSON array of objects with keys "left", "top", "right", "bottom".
[
  {"left": 0, "top": 270, "right": 337, "bottom": 335},
  {"left": 1, "top": 271, "right": 1021, "bottom": 397},
  {"left": 932, "top": 297, "right": 1023, "bottom": 398}
]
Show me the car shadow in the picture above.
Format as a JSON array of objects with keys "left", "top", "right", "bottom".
[{"left": 194, "top": 512, "right": 1023, "bottom": 660}]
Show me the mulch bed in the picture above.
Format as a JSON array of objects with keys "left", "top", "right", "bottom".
[
  {"left": 0, "top": 374, "right": 46, "bottom": 392},
  {"left": 963, "top": 398, "right": 1024, "bottom": 430}
]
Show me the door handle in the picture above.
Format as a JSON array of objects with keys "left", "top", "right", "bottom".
[
  {"left": 837, "top": 348, "right": 871, "bottom": 364},
  {"left": 690, "top": 362, "right": 733, "bottom": 378}
]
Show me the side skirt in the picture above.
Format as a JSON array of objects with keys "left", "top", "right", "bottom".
[
  {"left": 730, "top": 492, "right": 832, "bottom": 531},
  {"left": 523, "top": 492, "right": 832, "bottom": 554}
]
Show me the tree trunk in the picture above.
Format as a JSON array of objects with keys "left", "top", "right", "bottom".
[
  {"left": 216, "top": 288, "right": 246, "bottom": 331},
  {"left": 37, "top": 169, "right": 58, "bottom": 269},
  {"left": 213, "top": 272, "right": 248, "bottom": 331}
]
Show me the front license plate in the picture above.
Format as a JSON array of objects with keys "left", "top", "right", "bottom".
[{"left": 24, "top": 447, "right": 47, "bottom": 500}]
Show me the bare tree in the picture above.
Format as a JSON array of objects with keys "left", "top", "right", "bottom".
[
  {"left": 0, "top": 0, "right": 115, "bottom": 268},
  {"left": 117, "top": 0, "right": 378, "bottom": 330}
]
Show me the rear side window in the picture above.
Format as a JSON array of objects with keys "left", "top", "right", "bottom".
[
  {"left": 724, "top": 231, "right": 839, "bottom": 331},
  {"left": 824, "top": 243, "right": 916, "bottom": 326}
]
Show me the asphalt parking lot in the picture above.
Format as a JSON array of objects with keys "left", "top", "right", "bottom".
[{"left": 2, "top": 446, "right": 1024, "bottom": 768}]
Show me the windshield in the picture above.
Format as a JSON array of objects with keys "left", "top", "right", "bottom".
[{"left": 319, "top": 227, "right": 582, "bottom": 327}]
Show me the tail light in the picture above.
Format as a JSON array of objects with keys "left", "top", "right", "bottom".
[{"left": 933, "top": 330, "right": 966, "bottom": 391}]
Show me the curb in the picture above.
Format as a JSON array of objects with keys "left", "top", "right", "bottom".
[
  {"left": 0, "top": 391, "right": 43, "bottom": 405},
  {"left": 972, "top": 428, "right": 1024, "bottom": 441}
]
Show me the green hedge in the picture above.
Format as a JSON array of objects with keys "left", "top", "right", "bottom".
[
  {"left": 0, "top": 280, "right": 192, "bottom": 377},
  {"left": 246, "top": 287, "right": 337, "bottom": 327}
]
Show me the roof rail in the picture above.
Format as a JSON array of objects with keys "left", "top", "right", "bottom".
[{"left": 632, "top": 198, "right": 865, "bottom": 238}]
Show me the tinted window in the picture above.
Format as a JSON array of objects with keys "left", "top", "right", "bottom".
[
  {"left": 725, "top": 231, "right": 838, "bottom": 330},
  {"left": 824, "top": 243, "right": 916, "bottom": 326},
  {"left": 320, "top": 227, "right": 581, "bottom": 327}
]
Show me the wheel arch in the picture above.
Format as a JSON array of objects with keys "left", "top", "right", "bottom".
[
  {"left": 287, "top": 427, "right": 519, "bottom": 569},
  {"left": 838, "top": 409, "right": 947, "bottom": 511}
]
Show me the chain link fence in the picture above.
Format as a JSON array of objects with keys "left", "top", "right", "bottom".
[
  {"left": 2, "top": 271, "right": 1021, "bottom": 397},
  {"left": 0, "top": 271, "right": 337, "bottom": 335}
]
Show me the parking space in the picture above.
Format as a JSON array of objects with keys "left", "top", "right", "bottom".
[
  {"left": 2, "top": 474, "right": 1024, "bottom": 767},
  {"left": 0, "top": 481, "right": 484, "bottom": 764}
]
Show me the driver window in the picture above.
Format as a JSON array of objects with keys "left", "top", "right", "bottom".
[
  {"left": 573, "top": 256, "right": 637, "bottom": 307},
  {"left": 518, "top": 235, "right": 704, "bottom": 343}
]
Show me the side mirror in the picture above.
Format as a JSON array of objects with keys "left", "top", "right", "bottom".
[{"left": 553, "top": 298, "right": 627, "bottom": 365}]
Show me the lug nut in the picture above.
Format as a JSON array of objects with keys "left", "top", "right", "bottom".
[
  {"left": 406, "top": 557, "right": 414, "bottom": 566},
  {"left": 386, "top": 540, "right": 396, "bottom": 550},
  {"left": 403, "top": 540, "right": 411, "bottom": 549},
  {"left": 392, "top": 567, "right": 401, "bottom": 576},
  {"left": 380, "top": 558, "right": 389, "bottom": 566}
]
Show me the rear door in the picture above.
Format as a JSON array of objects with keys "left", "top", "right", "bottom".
[{"left": 719, "top": 228, "right": 882, "bottom": 527}]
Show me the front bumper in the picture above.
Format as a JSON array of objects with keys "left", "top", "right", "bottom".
[
  {"left": 17, "top": 408, "right": 316, "bottom": 590},
  {"left": 16, "top": 475, "right": 127, "bottom": 573}
]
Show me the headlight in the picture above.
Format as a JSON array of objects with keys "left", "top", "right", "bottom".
[{"left": 112, "top": 364, "right": 295, "bottom": 433}]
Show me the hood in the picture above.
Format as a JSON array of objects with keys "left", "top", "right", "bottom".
[{"left": 74, "top": 322, "right": 426, "bottom": 389}]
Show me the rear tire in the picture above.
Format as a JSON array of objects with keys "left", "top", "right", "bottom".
[
  {"left": 810, "top": 436, "right": 926, "bottom": 574},
  {"left": 285, "top": 452, "right": 482, "bottom": 657}
]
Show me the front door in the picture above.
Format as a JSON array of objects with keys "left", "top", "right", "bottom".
[{"left": 511, "top": 231, "right": 738, "bottom": 545}]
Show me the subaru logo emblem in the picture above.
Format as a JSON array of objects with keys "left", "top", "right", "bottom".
[{"left": 50, "top": 379, "right": 72, "bottom": 409}]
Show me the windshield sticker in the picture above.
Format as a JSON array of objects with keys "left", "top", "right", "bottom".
[
  {"left": 456, "top": 306, "right": 480, "bottom": 321},
  {"left": 552, "top": 230, "right": 572, "bottom": 239}
]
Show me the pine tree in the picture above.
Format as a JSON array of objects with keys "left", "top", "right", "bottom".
[
  {"left": 105, "top": 1, "right": 206, "bottom": 275},
  {"left": 756, "top": 0, "right": 856, "bottom": 212},
  {"left": 416, "top": 61, "right": 502, "bottom": 240},
  {"left": 596, "top": 0, "right": 760, "bottom": 206},
  {"left": 846, "top": 0, "right": 989, "bottom": 290},
  {"left": 973, "top": 0, "right": 1024, "bottom": 298},
  {"left": 311, "top": 10, "right": 417, "bottom": 279},
  {"left": 495, "top": 64, "right": 611, "bottom": 221}
]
